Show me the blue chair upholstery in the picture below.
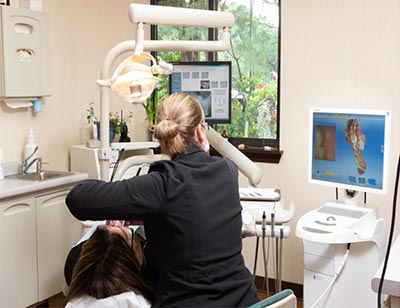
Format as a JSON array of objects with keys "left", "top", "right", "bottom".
[{"left": 247, "top": 289, "right": 297, "bottom": 308}]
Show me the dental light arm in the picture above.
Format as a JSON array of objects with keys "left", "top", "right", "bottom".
[
  {"left": 99, "top": 4, "right": 257, "bottom": 184},
  {"left": 129, "top": 3, "right": 234, "bottom": 54},
  {"left": 99, "top": 41, "right": 135, "bottom": 181},
  {"left": 129, "top": 4, "right": 234, "bottom": 28},
  {"left": 206, "top": 127, "right": 262, "bottom": 187}
]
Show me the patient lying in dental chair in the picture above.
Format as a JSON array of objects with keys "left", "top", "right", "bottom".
[{"left": 64, "top": 221, "right": 153, "bottom": 308}]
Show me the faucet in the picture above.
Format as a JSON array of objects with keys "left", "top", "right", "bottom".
[{"left": 21, "top": 146, "right": 42, "bottom": 175}]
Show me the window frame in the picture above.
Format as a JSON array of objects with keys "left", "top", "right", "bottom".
[{"left": 150, "top": 0, "right": 282, "bottom": 163}]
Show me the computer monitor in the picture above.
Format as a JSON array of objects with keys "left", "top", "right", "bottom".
[
  {"left": 169, "top": 61, "right": 231, "bottom": 124},
  {"left": 309, "top": 108, "right": 391, "bottom": 195}
]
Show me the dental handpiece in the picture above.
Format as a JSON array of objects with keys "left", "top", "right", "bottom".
[{"left": 262, "top": 211, "right": 266, "bottom": 238}]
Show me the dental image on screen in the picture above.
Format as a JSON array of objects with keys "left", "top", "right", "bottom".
[
  {"left": 310, "top": 110, "right": 389, "bottom": 193},
  {"left": 169, "top": 61, "right": 231, "bottom": 124},
  {"left": 314, "top": 125, "right": 336, "bottom": 161},
  {"left": 185, "top": 91, "right": 212, "bottom": 117}
]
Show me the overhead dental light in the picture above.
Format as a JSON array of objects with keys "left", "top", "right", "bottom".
[
  {"left": 97, "top": 4, "right": 262, "bottom": 187},
  {"left": 97, "top": 52, "right": 171, "bottom": 103}
]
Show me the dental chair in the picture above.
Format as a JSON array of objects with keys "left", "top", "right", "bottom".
[
  {"left": 112, "top": 154, "right": 168, "bottom": 181},
  {"left": 247, "top": 289, "right": 297, "bottom": 308}
]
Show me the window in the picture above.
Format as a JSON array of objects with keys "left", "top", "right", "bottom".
[{"left": 151, "top": 0, "right": 281, "bottom": 163}]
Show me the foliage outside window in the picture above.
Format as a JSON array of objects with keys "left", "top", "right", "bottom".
[{"left": 151, "top": 0, "right": 280, "bottom": 153}]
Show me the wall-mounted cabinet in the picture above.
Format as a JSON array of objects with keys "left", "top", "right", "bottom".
[{"left": 0, "top": 6, "right": 51, "bottom": 99}]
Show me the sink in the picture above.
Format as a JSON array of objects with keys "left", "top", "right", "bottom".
[{"left": 6, "top": 170, "right": 74, "bottom": 182}]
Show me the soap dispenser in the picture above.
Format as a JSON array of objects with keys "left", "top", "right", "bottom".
[{"left": 24, "top": 128, "right": 38, "bottom": 173}]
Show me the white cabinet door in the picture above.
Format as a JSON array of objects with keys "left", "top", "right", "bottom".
[
  {"left": 0, "top": 197, "right": 38, "bottom": 308},
  {"left": 36, "top": 189, "right": 83, "bottom": 301}
]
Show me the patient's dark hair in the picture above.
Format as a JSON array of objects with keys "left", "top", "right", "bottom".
[{"left": 66, "top": 227, "right": 153, "bottom": 302}]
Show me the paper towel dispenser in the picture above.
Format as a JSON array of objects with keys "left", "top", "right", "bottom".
[{"left": 0, "top": 6, "right": 51, "bottom": 100}]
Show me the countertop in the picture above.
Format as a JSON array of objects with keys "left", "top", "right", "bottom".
[
  {"left": 0, "top": 171, "right": 88, "bottom": 200},
  {"left": 371, "top": 234, "right": 400, "bottom": 297}
]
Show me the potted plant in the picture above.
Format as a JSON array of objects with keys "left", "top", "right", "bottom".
[
  {"left": 110, "top": 110, "right": 133, "bottom": 142},
  {"left": 109, "top": 110, "right": 134, "bottom": 142},
  {"left": 87, "top": 103, "right": 133, "bottom": 143},
  {"left": 142, "top": 96, "right": 158, "bottom": 128},
  {"left": 142, "top": 89, "right": 164, "bottom": 140}
]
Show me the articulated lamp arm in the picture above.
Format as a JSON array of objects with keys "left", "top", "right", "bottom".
[
  {"left": 99, "top": 4, "right": 262, "bottom": 187},
  {"left": 206, "top": 127, "right": 262, "bottom": 187},
  {"left": 130, "top": 3, "right": 234, "bottom": 54},
  {"left": 129, "top": 3, "right": 234, "bottom": 29}
]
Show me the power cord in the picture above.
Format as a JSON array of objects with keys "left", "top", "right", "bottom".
[
  {"left": 310, "top": 244, "right": 351, "bottom": 308},
  {"left": 377, "top": 154, "right": 400, "bottom": 308}
]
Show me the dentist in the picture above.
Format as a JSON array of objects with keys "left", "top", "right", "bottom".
[{"left": 66, "top": 93, "right": 258, "bottom": 307}]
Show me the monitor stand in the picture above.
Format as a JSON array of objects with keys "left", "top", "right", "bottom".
[{"left": 340, "top": 189, "right": 367, "bottom": 207}]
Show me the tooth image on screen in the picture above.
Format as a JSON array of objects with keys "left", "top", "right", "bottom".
[{"left": 345, "top": 118, "right": 367, "bottom": 175}]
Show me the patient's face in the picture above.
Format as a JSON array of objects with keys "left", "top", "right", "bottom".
[{"left": 106, "top": 226, "right": 144, "bottom": 267}]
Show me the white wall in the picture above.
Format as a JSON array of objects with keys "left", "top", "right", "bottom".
[
  {"left": 0, "top": 0, "right": 148, "bottom": 170},
  {"left": 1, "top": 0, "right": 399, "bottom": 287},
  {"left": 241, "top": 0, "right": 400, "bottom": 285}
]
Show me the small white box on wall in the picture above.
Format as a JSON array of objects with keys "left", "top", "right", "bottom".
[
  {"left": 19, "top": 0, "right": 42, "bottom": 11},
  {"left": 0, "top": 5, "right": 51, "bottom": 99}
]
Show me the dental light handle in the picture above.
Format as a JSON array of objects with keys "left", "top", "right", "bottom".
[{"left": 206, "top": 127, "right": 262, "bottom": 187}]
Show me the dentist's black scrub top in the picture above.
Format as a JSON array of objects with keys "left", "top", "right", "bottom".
[{"left": 66, "top": 143, "right": 259, "bottom": 308}]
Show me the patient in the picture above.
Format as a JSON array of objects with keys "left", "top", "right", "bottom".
[{"left": 65, "top": 225, "right": 153, "bottom": 307}]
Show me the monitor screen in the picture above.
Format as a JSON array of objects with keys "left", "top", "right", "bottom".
[
  {"left": 309, "top": 108, "right": 390, "bottom": 194},
  {"left": 169, "top": 61, "right": 231, "bottom": 124}
]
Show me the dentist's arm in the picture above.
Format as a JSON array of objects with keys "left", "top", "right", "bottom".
[{"left": 66, "top": 172, "right": 166, "bottom": 221}]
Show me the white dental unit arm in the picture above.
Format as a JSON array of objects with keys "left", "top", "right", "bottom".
[
  {"left": 206, "top": 127, "right": 262, "bottom": 187},
  {"left": 99, "top": 4, "right": 258, "bottom": 185},
  {"left": 98, "top": 3, "right": 233, "bottom": 181}
]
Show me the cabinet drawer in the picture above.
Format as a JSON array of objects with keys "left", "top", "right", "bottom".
[{"left": 304, "top": 253, "right": 335, "bottom": 276}]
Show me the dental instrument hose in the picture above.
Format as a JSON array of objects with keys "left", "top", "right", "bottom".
[
  {"left": 261, "top": 211, "right": 270, "bottom": 296},
  {"left": 279, "top": 228, "right": 284, "bottom": 292},
  {"left": 310, "top": 244, "right": 351, "bottom": 308},
  {"left": 377, "top": 154, "right": 400, "bottom": 308},
  {"left": 270, "top": 211, "right": 279, "bottom": 293}
]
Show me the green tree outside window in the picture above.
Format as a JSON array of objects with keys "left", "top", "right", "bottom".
[{"left": 152, "top": 0, "right": 280, "bottom": 147}]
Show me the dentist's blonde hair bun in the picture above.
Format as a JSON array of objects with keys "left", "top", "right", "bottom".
[{"left": 154, "top": 93, "right": 204, "bottom": 157}]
